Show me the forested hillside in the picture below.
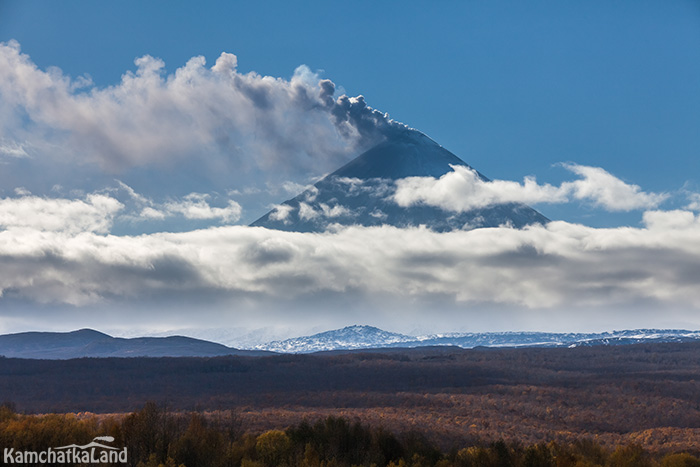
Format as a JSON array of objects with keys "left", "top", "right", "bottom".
[
  {"left": 1, "top": 403, "right": 699, "bottom": 467},
  {"left": 2, "top": 343, "right": 700, "bottom": 453}
]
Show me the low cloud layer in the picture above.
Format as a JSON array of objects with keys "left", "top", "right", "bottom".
[
  {"left": 1, "top": 209, "right": 700, "bottom": 316},
  {"left": 394, "top": 164, "right": 668, "bottom": 212}
]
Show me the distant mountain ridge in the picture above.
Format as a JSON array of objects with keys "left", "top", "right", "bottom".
[
  {"left": 252, "top": 130, "right": 549, "bottom": 232},
  {"left": 3, "top": 326, "right": 700, "bottom": 358},
  {"left": 0, "top": 329, "right": 270, "bottom": 359}
]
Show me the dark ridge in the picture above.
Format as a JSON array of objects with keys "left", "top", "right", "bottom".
[{"left": 0, "top": 329, "right": 272, "bottom": 359}]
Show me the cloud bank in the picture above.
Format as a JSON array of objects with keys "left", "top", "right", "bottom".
[{"left": 1, "top": 209, "right": 700, "bottom": 314}]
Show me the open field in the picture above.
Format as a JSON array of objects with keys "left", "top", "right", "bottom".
[{"left": 2, "top": 342, "right": 700, "bottom": 453}]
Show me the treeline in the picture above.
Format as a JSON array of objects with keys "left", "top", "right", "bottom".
[{"left": 2, "top": 403, "right": 700, "bottom": 467}]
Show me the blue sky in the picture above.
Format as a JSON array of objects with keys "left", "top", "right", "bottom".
[{"left": 1, "top": 1, "right": 700, "bottom": 341}]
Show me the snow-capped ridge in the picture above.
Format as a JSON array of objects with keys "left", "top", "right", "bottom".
[
  {"left": 4, "top": 326, "right": 700, "bottom": 357},
  {"left": 257, "top": 325, "right": 415, "bottom": 353},
  {"left": 254, "top": 325, "right": 700, "bottom": 353}
]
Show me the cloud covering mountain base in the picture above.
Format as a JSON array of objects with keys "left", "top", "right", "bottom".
[{"left": 2, "top": 212, "right": 700, "bottom": 333}]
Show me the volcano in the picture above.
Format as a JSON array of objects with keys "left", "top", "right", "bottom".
[{"left": 252, "top": 129, "right": 548, "bottom": 232}]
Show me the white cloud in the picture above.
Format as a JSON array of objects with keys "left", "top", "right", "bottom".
[
  {"left": 302, "top": 186, "right": 319, "bottom": 203},
  {"left": 319, "top": 203, "right": 351, "bottom": 218},
  {"left": 114, "top": 182, "right": 241, "bottom": 224},
  {"left": 269, "top": 204, "right": 294, "bottom": 223},
  {"left": 394, "top": 164, "right": 667, "bottom": 213},
  {"left": 298, "top": 202, "right": 319, "bottom": 221},
  {"left": 281, "top": 181, "right": 312, "bottom": 196},
  {"left": 0, "top": 140, "right": 29, "bottom": 159},
  {"left": 0, "top": 215, "right": 699, "bottom": 311},
  {"left": 0, "top": 194, "right": 123, "bottom": 234},
  {"left": 642, "top": 210, "right": 696, "bottom": 230},
  {"left": 13, "top": 187, "right": 31, "bottom": 196},
  {"left": 394, "top": 165, "right": 565, "bottom": 211},
  {"left": 115, "top": 180, "right": 149, "bottom": 205},
  {"left": 369, "top": 209, "right": 387, "bottom": 220},
  {"left": 291, "top": 201, "right": 351, "bottom": 222},
  {"left": 684, "top": 192, "right": 700, "bottom": 211},
  {"left": 562, "top": 163, "right": 668, "bottom": 211},
  {"left": 139, "top": 206, "right": 167, "bottom": 220},
  {"left": 162, "top": 193, "right": 242, "bottom": 223},
  {"left": 228, "top": 187, "right": 262, "bottom": 196},
  {"left": 0, "top": 40, "right": 400, "bottom": 187}
]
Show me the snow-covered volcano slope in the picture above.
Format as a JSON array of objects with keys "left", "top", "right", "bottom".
[{"left": 252, "top": 129, "right": 549, "bottom": 232}]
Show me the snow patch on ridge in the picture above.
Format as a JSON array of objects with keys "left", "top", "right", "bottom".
[{"left": 253, "top": 326, "right": 700, "bottom": 353}]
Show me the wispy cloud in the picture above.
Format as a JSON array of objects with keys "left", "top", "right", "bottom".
[
  {"left": 161, "top": 193, "right": 241, "bottom": 223},
  {"left": 684, "top": 192, "right": 700, "bottom": 211},
  {"left": 115, "top": 182, "right": 242, "bottom": 224},
  {"left": 0, "top": 139, "right": 29, "bottom": 159}
]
